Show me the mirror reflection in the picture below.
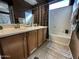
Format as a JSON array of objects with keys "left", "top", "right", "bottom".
[
  {"left": 18, "top": 10, "right": 34, "bottom": 25},
  {"left": 0, "top": 2, "right": 12, "bottom": 24},
  {"left": 0, "top": 1, "right": 34, "bottom": 25}
]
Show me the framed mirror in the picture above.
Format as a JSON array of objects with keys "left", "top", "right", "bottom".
[
  {"left": 18, "top": 10, "right": 34, "bottom": 25},
  {"left": 0, "top": 1, "right": 15, "bottom": 24}
]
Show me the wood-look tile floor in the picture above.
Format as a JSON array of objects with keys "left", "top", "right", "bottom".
[
  {"left": 28, "top": 41, "right": 56, "bottom": 59},
  {"left": 28, "top": 41, "right": 72, "bottom": 59}
]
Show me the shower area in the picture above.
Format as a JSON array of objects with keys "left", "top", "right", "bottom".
[{"left": 48, "top": 0, "right": 74, "bottom": 59}]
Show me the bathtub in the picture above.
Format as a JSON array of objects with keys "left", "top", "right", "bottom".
[{"left": 49, "top": 33, "right": 72, "bottom": 46}]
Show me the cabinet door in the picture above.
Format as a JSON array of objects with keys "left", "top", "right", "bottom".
[
  {"left": 0, "top": 34, "right": 25, "bottom": 59},
  {"left": 24, "top": 33, "right": 28, "bottom": 58},
  {"left": 37, "top": 29, "right": 43, "bottom": 47},
  {"left": 43, "top": 28, "right": 47, "bottom": 42},
  {"left": 27, "top": 31, "right": 37, "bottom": 55}
]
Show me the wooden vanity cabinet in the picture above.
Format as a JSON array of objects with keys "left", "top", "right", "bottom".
[
  {"left": 24, "top": 33, "right": 28, "bottom": 59},
  {"left": 37, "top": 28, "right": 47, "bottom": 47},
  {"left": 37, "top": 29, "right": 43, "bottom": 47},
  {"left": 27, "top": 30, "right": 37, "bottom": 55},
  {"left": 43, "top": 28, "right": 47, "bottom": 42},
  {"left": 0, "top": 28, "right": 47, "bottom": 59},
  {"left": 0, "top": 33, "right": 26, "bottom": 59}
]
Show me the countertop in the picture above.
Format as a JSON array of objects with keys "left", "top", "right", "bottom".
[{"left": 0, "top": 26, "right": 47, "bottom": 38}]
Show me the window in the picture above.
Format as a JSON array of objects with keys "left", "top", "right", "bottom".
[{"left": 49, "top": 0, "right": 70, "bottom": 10}]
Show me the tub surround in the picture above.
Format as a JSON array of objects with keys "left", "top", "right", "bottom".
[{"left": 49, "top": 34, "right": 71, "bottom": 46}]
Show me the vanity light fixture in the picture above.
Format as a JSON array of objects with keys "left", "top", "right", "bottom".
[{"left": 24, "top": 0, "right": 37, "bottom": 5}]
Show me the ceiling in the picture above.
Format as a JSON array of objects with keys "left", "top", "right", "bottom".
[
  {"left": 24, "top": 0, "right": 38, "bottom": 5},
  {"left": 1, "top": 0, "right": 47, "bottom": 5},
  {"left": 0, "top": 0, "right": 48, "bottom": 10},
  {"left": 1, "top": 0, "right": 75, "bottom": 8}
]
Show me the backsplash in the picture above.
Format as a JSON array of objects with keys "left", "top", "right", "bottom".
[{"left": 0, "top": 24, "right": 29, "bottom": 29}]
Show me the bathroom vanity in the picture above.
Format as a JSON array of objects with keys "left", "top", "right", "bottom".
[{"left": 0, "top": 26, "right": 47, "bottom": 59}]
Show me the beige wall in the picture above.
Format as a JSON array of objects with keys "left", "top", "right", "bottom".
[{"left": 70, "top": 31, "right": 79, "bottom": 59}]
